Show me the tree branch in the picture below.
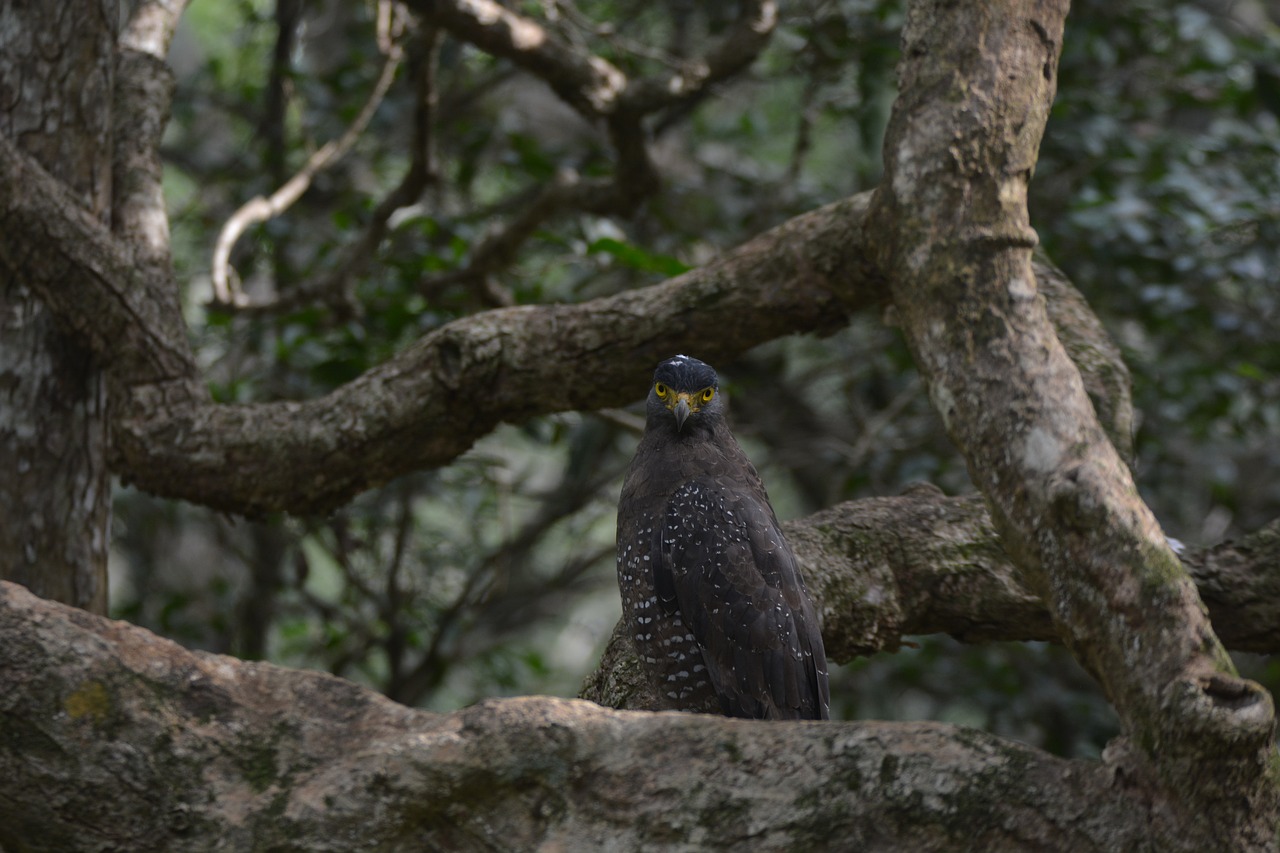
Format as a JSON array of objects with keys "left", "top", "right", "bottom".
[
  {"left": 0, "top": 141, "right": 1135, "bottom": 518},
  {"left": 114, "top": 0, "right": 191, "bottom": 272},
  {"left": 112, "top": 0, "right": 193, "bottom": 386},
  {"left": 584, "top": 493, "right": 1280, "bottom": 712},
  {"left": 112, "top": 193, "right": 870, "bottom": 515},
  {"left": 1183, "top": 517, "right": 1280, "bottom": 654},
  {"left": 0, "top": 133, "right": 201, "bottom": 397},
  {"left": 0, "top": 580, "right": 1169, "bottom": 852},
  {"left": 618, "top": 0, "right": 778, "bottom": 114},
  {"left": 410, "top": 0, "right": 627, "bottom": 117},
  {"left": 868, "top": 0, "right": 1275, "bottom": 839},
  {"left": 210, "top": 4, "right": 408, "bottom": 306},
  {"left": 211, "top": 25, "right": 444, "bottom": 319}
]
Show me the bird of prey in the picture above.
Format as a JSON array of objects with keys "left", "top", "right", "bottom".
[{"left": 616, "top": 355, "right": 830, "bottom": 720}]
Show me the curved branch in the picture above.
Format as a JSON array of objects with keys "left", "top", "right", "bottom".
[
  {"left": 0, "top": 140, "right": 1136, "bottom": 519},
  {"left": 411, "top": 0, "right": 776, "bottom": 121},
  {"left": 868, "top": 0, "right": 1275, "bottom": 834},
  {"left": 0, "top": 580, "right": 1167, "bottom": 852},
  {"left": 584, "top": 494, "right": 1280, "bottom": 713},
  {"left": 113, "top": 193, "right": 869, "bottom": 515},
  {"left": 619, "top": 0, "right": 778, "bottom": 114},
  {"left": 410, "top": 0, "right": 627, "bottom": 117},
  {"left": 0, "top": 134, "right": 200, "bottom": 394},
  {"left": 212, "top": 26, "right": 445, "bottom": 319},
  {"left": 211, "top": 21, "right": 407, "bottom": 306}
]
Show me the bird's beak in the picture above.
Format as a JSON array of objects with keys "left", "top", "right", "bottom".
[{"left": 673, "top": 395, "right": 692, "bottom": 431}]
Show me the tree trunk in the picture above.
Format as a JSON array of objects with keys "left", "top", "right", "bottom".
[{"left": 0, "top": 0, "right": 116, "bottom": 613}]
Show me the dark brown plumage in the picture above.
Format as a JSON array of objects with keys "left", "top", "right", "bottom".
[{"left": 616, "top": 355, "right": 830, "bottom": 720}]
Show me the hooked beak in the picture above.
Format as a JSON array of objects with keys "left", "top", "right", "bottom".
[{"left": 673, "top": 395, "right": 692, "bottom": 431}]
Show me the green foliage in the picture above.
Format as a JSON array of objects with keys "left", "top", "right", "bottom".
[
  {"left": 1037, "top": 0, "right": 1280, "bottom": 538},
  {"left": 585, "top": 237, "right": 690, "bottom": 276}
]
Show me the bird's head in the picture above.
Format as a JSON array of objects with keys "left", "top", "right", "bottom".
[{"left": 646, "top": 354, "right": 722, "bottom": 433}]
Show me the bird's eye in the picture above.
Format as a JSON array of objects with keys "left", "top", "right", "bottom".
[
  {"left": 654, "top": 382, "right": 668, "bottom": 398},
  {"left": 701, "top": 388, "right": 715, "bottom": 403}
]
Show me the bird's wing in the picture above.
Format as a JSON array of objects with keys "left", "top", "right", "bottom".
[{"left": 657, "top": 478, "right": 829, "bottom": 719}]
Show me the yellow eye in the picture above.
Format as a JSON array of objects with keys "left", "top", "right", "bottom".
[
  {"left": 700, "top": 388, "right": 715, "bottom": 403},
  {"left": 654, "top": 382, "right": 668, "bottom": 398}
]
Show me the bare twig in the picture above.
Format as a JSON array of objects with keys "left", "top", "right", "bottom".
[
  {"left": 618, "top": 0, "right": 778, "bottom": 114},
  {"left": 211, "top": 26, "right": 444, "bottom": 318},
  {"left": 210, "top": 2, "right": 409, "bottom": 306},
  {"left": 408, "top": 0, "right": 627, "bottom": 117}
]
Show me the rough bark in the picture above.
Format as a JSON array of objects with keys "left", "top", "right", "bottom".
[
  {"left": 0, "top": 580, "right": 1169, "bottom": 852},
  {"left": 583, "top": 490, "right": 1280, "bottom": 712},
  {"left": 0, "top": 0, "right": 1135, "bottom": 523},
  {"left": 0, "top": 1, "right": 1275, "bottom": 849},
  {"left": 113, "top": 1, "right": 190, "bottom": 327},
  {"left": 866, "top": 0, "right": 1277, "bottom": 847},
  {"left": 3, "top": 504, "right": 1278, "bottom": 849},
  {"left": 1185, "top": 517, "right": 1280, "bottom": 654},
  {"left": 0, "top": 146, "right": 1135, "bottom": 519},
  {"left": 0, "top": 0, "right": 115, "bottom": 613}
]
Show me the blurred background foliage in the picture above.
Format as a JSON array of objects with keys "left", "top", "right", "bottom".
[{"left": 111, "top": 0, "right": 1280, "bottom": 758}]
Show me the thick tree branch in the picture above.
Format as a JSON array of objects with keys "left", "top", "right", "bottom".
[
  {"left": 0, "top": 580, "right": 1169, "bottom": 852},
  {"left": 584, "top": 493, "right": 1280, "bottom": 712},
  {"left": 868, "top": 0, "right": 1275, "bottom": 841},
  {"left": 113, "top": 192, "right": 870, "bottom": 515},
  {"left": 0, "top": 134, "right": 201, "bottom": 396},
  {"left": 1184, "top": 517, "right": 1280, "bottom": 654},
  {"left": 1035, "top": 249, "right": 1134, "bottom": 465},
  {"left": 0, "top": 143, "right": 1135, "bottom": 518},
  {"left": 112, "top": 0, "right": 193, "bottom": 388}
]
